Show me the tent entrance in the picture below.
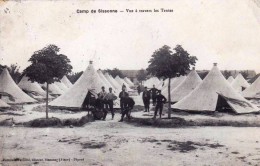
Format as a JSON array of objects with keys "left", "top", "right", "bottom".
[
  {"left": 216, "top": 94, "right": 233, "bottom": 113},
  {"left": 82, "top": 91, "right": 96, "bottom": 109}
]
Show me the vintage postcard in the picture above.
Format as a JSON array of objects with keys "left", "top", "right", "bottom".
[{"left": 0, "top": 0, "right": 260, "bottom": 165}]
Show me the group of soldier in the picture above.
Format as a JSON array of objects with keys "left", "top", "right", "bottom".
[
  {"left": 142, "top": 85, "right": 167, "bottom": 119},
  {"left": 97, "top": 86, "right": 135, "bottom": 122},
  {"left": 95, "top": 84, "right": 166, "bottom": 122}
]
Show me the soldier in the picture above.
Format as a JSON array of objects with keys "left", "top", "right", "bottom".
[
  {"left": 119, "top": 86, "right": 129, "bottom": 113},
  {"left": 142, "top": 87, "right": 151, "bottom": 112},
  {"left": 104, "top": 87, "right": 117, "bottom": 120},
  {"left": 153, "top": 90, "right": 167, "bottom": 119},
  {"left": 119, "top": 96, "right": 135, "bottom": 122},
  {"left": 149, "top": 84, "right": 159, "bottom": 106},
  {"left": 98, "top": 86, "right": 108, "bottom": 120}
]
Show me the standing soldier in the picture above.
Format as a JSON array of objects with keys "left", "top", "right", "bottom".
[
  {"left": 98, "top": 86, "right": 108, "bottom": 120},
  {"left": 119, "top": 96, "right": 135, "bottom": 122},
  {"left": 153, "top": 90, "right": 167, "bottom": 119},
  {"left": 119, "top": 86, "right": 129, "bottom": 114},
  {"left": 104, "top": 87, "right": 117, "bottom": 120},
  {"left": 142, "top": 87, "right": 151, "bottom": 112},
  {"left": 150, "top": 85, "right": 159, "bottom": 106}
]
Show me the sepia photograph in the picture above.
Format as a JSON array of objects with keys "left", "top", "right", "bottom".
[{"left": 0, "top": 0, "right": 260, "bottom": 165}]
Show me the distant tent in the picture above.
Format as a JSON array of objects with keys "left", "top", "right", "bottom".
[
  {"left": 156, "top": 80, "right": 165, "bottom": 90},
  {"left": 97, "top": 70, "right": 117, "bottom": 93},
  {"left": 231, "top": 73, "right": 250, "bottom": 92},
  {"left": 227, "top": 76, "right": 234, "bottom": 83},
  {"left": 115, "top": 76, "right": 132, "bottom": 91},
  {"left": 41, "top": 83, "right": 64, "bottom": 95},
  {"left": 61, "top": 76, "right": 73, "bottom": 88},
  {"left": 104, "top": 73, "right": 121, "bottom": 90},
  {"left": 0, "top": 68, "right": 36, "bottom": 104},
  {"left": 50, "top": 61, "right": 119, "bottom": 109},
  {"left": 242, "top": 76, "right": 260, "bottom": 99},
  {"left": 54, "top": 81, "right": 68, "bottom": 92},
  {"left": 0, "top": 99, "right": 10, "bottom": 108},
  {"left": 18, "top": 76, "right": 53, "bottom": 99},
  {"left": 173, "top": 63, "right": 259, "bottom": 114},
  {"left": 124, "top": 77, "right": 134, "bottom": 87},
  {"left": 162, "top": 76, "right": 186, "bottom": 98},
  {"left": 144, "top": 77, "right": 160, "bottom": 88},
  {"left": 170, "top": 68, "right": 202, "bottom": 103}
]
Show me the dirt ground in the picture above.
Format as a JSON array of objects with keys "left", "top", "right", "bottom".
[{"left": 0, "top": 103, "right": 260, "bottom": 166}]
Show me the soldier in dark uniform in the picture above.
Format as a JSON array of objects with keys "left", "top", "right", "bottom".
[
  {"left": 119, "top": 86, "right": 129, "bottom": 113},
  {"left": 142, "top": 87, "right": 151, "bottom": 112},
  {"left": 104, "top": 87, "right": 117, "bottom": 120},
  {"left": 119, "top": 96, "right": 135, "bottom": 122},
  {"left": 149, "top": 85, "right": 159, "bottom": 106},
  {"left": 153, "top": 90, "right": 167, "bottom": 119}
]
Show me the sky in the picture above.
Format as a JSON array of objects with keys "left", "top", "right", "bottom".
[{"left": 0, "top": 0, "right": 260, "bottom": 73}]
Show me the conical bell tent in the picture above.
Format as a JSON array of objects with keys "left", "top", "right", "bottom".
[
  {"left": 0, "top": 68, "right": 36, "bottom": 104},
  {"left": 124, "top": 77, "right": 134, "bottom": 87},
  {"left": 97, "top": 70, "right": 117, "bottom": 93},
  {"left": 50, "top": 61, "right": 119, "bottom": 109},
  {"left": 109, "top": 74, "right": 121, "bottom": 90},
  {"left": 115, "top": 76, "right": 132, "bottom": 91},
  {"left": 173, "top": 63, "right": 259, "bottom": 114},
  {"left": 41, "top": 83, "right": 64, "bottom": 96},
  {"left": 170, "top": 67, "right": 202, "bottom": 103},
  {"left": 0, "top": 99, "right": 10, "bottom": 108},
  {"left": 242, "top": 76, "right": 260, "bottom": 99},
  {"left": 227, "top": 76, "right": 234, "bottom": 83},
  {"left": 61, "top": 76, "right": 73, "bottom": 88},
  {"left": 54, "top": 81, "right": 68, "bottom": 92},
  {"left": 162, "top": 76, "right": 186, "bottom": 98},
  {"left": 18, "top": 76, "right": 53, "bottom": 99},
  {"left": 231, "top": 73, "right": 250, "bottom": 92}
]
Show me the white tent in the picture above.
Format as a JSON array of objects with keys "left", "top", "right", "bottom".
[
  {"left": 41, "top": 83, "right": 64, "bottom": 95},
  {"left": 227, "top": 76, "right": 234, "bottom": 83},
  {"left": 170, "top": 68, "right": 202, "bottom": 103},
  {"left": 173, "top": 63, "right": 259, "bottom": 114},
  {"left": 54, "top": 81, "right": 68, "bottom": 92},
  {"left": 61, "top": 76, "right": 73, "bottom": 88},
  {"left": 143, "top": 77, "right": 161, "bottom": 88},
  {"left": 0, "top": 99, "right": 10, "bottom": 108},
  {"left": 50, "top": 61, "right": 119, "bottom": 109},
  {"left": 104, "top": 73, "right": 121, "bottom": 90},
  {"left": 124, "top": 77, "right": 134, "bottom": 87},
  {"left": 0, "top": 68, "right": 36, "bottom": 104},
  {"left": 97, "top": 70, "right": 117, "bottom": 92},
  {"left": 242, "top": 76, "right": 260, "bottom": 99},
  {"left": 115, "top": 76, "right": 132, "bottom": 91},
  {"left": 18, "top": 76, "right": 53, "bottom": 99},
  {"left": 162, "top": 76, "right": 186, "bottom": 98},
  {"left": 231, "top": 73, "right": 250, "bottom": 92}
]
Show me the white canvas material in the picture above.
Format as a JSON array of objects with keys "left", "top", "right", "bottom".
[
  {"left": 124, "top": 77, "right": 134, "bottom": 87},
  {"left": 242, "top": 76, "right": 260, "bottom": 99},
  {"left": 115, "top": 76, "right": 132, "bottom": 91},
  {"left": 173, "top": 64, "right": 259, "bottom": 114},
  {"left": 54, "top": 81, "right": 69, "bottom": 92},
  {"left": 61, "top": 76, "right": 73, "bottom": 88},
  {"left": 50, "top": 62, "right": 120, "bottom": 109},
  {"left": 18, "top": 76, "right": 53, "bottom": 99},
  {"left": 170, "top": 69, "right": 202, "bottom": 102},
  {"left": 162, "top": 76, "right": 186, "bottom": 98},
  {"left": 41, "top": 83, "right": 64, "bottom": 95},
  {"left": 97, "top": 70, "right": 117, "bottom": 93},
  {"left": 231, "top": 73, "right": 250, "bottom": 92},
  {"left": 144, "top": 77, "right": 160, "bottom": 88},
  {"left": 104, "top": 73, "right": 121, "bottom": 90},
  {"left": 227, "top": 76, "right": 234, "bottom": 83},
  {"left": 0, "top": 99, "right": 10, "bottom": 108},
  {"left": 0, "top": 68, "right": 36, "bottom": 104}
]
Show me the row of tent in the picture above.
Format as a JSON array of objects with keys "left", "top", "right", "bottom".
[
  {"left": 49, "top": 61, "right": 135, "bottom": 109},
  {"left": 141, "top": 64, "right": 260, "bottom": 114},
  {"left": 0, "top": 63, "right": 135, "bottom": 109}
]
